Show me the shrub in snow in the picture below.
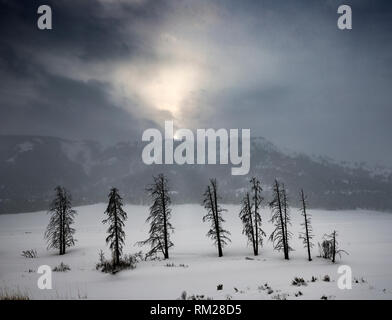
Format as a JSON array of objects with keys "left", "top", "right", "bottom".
[
  {"left": 354, "top": 277, "right": 366, "bottom": 284},
  {"left": 318, "top": 231, "right": 348, "bottom": 263},
  {"left": 165, "top": 263, "right": 188, "bottom": 268},
  {"left": 180, "top": 291, "right": 187, "bottom": 300},
  {"left": 96, "top": 250, "right": 142, "bottom": 274},
  {"left": 21, "top": 249, "right": 37, "bottom": 258},
  {"left": 318, "top": 240, "right": 332, "bottom": 259},
  {"left": 295, "top": 291, "right": 303, "bottom": 297},
  {"left": 234, "top": 287, "right": 245, "bottom": 294},
  {"left": 53, "top": 262, "right": 70, "bottom": 272},
  {"left": 189, "top": 294, "right": 212, "bottom": 300},
  {"left": 259, "top": 283, "right": 273, "bottom": 292},
  {"left": 272, "top": 293, "right": 288, "bottom": 300},
  {"left": 77, "top": 292, "right": 88, "bottom": 300},
  {"left": 178, "top": 292, "right": 212, "bottom": 300},
  {"left": 292, "top": 277, "right": 307, "bottom": 286}
]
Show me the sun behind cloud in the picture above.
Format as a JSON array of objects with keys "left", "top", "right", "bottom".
[{"left": 141, "top": 63, "right": 200, "bottom": 115}]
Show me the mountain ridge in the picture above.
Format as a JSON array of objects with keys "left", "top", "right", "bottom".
[{"left": 1, "top": 134, "right": 391, "bottom": 214}]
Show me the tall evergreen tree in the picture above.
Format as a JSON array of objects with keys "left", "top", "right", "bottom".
[
  {"left": 269, "top": 180, "right": 290, "bottom": 260},
  {"left": 138, "top": 174, "right": 173, "bottom": 259},
  {"left": 103, "top": 187, "right": 127, "bottom": 266},
  {"left": 239, "top": 178, "right": 266, "bottom": 255},
  {"left": 299, "top": 189, "right": 314, "bottom": 261},
  {"left": 44, "top": 186, "right": 76, "bottom": 255},
  {"left": 239, "top": 192, "right": 255, "bottom": 253},
  {"left": 202, "top": 179, "right": 231, "bottom": 257}
]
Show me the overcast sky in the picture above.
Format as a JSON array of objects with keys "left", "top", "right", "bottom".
[{"left": 1, "top": 0, "right": 391, "bottom": 166}]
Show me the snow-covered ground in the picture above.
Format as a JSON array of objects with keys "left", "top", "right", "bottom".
[{"left": 1, "top": 204, "right": 392, "bottom": 300}]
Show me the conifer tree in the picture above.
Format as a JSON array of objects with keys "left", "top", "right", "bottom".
[
  {"left": 138, "top": 174, "right": 173, "bottom": 259},
  {"left": 203, "top": 179, "right": 231, "bottom": 257},
  {"left": 239, "top": 192, "right": 255, "bottom": 253},
  {"left": 44, "top": 186, "right": 76, "bottom": 255},
  {"left": 239, "top": 177, "right": 266, "bottom": 255},
  {"left": 269, "top": 180, "right": 291, "bottom": 259},
  {"left": 103, "top": 187, "right": 127, "bottom": 266},
  {"left": 299, "top": 189, "right": 314, "bottom": 261}
]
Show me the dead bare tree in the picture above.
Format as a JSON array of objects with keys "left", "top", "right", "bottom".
[
  {"left": 299, "top": 189, "right": 314, "bottom": 261},
  {"left": 203, "top": 179, "right": 231, "bottom": 257},
  {"left": 269, "top": 180, "right": 291, "bottom": 260},
  {"left": 44, "top": 186, "right": 76, "bottom": 255},
  {"left": 239, "top": 177, "right": 266, "bottom": 255},
  {"left": 138, "top": 174, "right": 174, "bottom": 259}
]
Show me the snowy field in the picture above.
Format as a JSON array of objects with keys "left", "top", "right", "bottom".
[{"left": 1, "top": 204, "right": 392, "bottom": 300}]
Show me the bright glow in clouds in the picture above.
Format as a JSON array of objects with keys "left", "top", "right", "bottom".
[
  {"left": 138, "top": 64, "right": 200, "bottom": 115},
  {"left": 113, "top": 28, "right": 203, "bottom": 118}
]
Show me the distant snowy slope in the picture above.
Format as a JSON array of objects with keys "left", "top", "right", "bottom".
[{"left": 0, "top": 135, "right": 391, "bottom": 213}]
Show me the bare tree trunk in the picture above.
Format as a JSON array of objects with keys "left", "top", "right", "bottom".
[
  {"left": 301, "top": 189, "right": 312, "bottom": 261},
  {"left": 253, "top": 186, "right": 259, "bottom": 256},
  {"left": 62, "top": 205, "right": 67, "bottom": 254},
  {"left": 60, "top": 206, "right": 64, "bottom": 255},
  {"left": 211, "top": 182, "right": 223, "bottom": 257},
  {"left": 332, "top": 231, "right": 336, "bottom": 263},
  {"left": 246, "top": 193, "right": 256, "bottom": 255},
  {"left": 114, "top": 202, "right": 120, "bottom": 266},
  {"left": 282, "top": 186, "right": 290, "bottom": 260},
  {"left": 275, "top": 181, "right": 288, "bottom": 259},
  {"left": 161, "top": 177, "right": 169, "bottom": 259}
]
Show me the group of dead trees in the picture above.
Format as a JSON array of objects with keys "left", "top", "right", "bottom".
[
  {"left": 237, "top": 178, "right": 313, "bottom": 261},
  {"left": 268, "top": 181, "right": 314, "bottom": 262},
  {"left": 201, "top": 177, "right": 315, "bottom": 261},
  {"left": 238, "top": 178, "right": 266, "bottom": 256},
  {"left": 206, "top": 177, "right": 344, "bottom": 263},
  {"left": 44, "top": 174, "right": 346, "bottom": 268}
]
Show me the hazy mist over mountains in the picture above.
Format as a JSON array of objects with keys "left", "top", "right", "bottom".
[{"left": 1, "top": 134, "right": 391, "bottom": 214}]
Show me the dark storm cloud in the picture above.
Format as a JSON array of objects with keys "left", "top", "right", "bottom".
[
  {"left": 0, "top": 0, "right": 166, "bottom": 142},
  {"left": 0, "top": 0, "right": 166, "bottom": 61},
  {"left": 0, "top": 0, "right": 392, "bottom": 165},
  {"left": 0, "top": 70, "right": 152, "bottom": 142},
  {"left": 178, "top": 0, "right": 392, "bottom": 166}
]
